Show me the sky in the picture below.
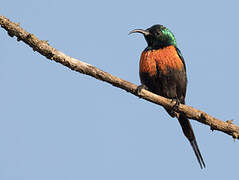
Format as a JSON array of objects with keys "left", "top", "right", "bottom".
[{"left": 1, "top": 0, "right": 239, "bottom": 179}]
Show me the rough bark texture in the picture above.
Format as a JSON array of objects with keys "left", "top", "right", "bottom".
[{"left": 1, "top": 14, "right": 239, "bottom": 139}]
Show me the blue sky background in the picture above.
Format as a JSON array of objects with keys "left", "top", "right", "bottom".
[{"left": 1, "top": 0, "right": 239, "bottom": 179}]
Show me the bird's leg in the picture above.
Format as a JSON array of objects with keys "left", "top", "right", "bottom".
[
  {"left": 136, "top": 84, "right": 148, "bottom": 97},
  {"left": 170, "top": 97, "right": 180, "bottom": 116}
]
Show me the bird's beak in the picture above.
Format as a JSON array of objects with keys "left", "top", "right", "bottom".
[{"left": 129, "top": 29, "right": 150, "bottom": 36}]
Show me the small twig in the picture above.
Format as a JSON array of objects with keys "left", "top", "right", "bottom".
[{"left": 1, "top": 14, "right": 239, "bottom": 139}]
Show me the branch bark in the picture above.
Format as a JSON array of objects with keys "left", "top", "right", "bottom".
[{"left": 1, "top": 14, "right": 239, "bottom": 139}]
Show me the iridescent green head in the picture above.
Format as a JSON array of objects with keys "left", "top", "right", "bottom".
[{"left": 130, "top": 24, "right": 177, "bottom": 49}]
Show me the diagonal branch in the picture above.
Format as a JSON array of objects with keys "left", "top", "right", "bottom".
[{"left": 1, "top": 14, "right": 239, "bottom": 139}]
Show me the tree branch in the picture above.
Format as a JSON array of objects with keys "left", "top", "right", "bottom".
[{"left": 1, "top": 14, "right": 239, "bottom": 139}]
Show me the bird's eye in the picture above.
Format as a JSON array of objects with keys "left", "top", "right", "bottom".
[{"left": 155, "top": 31, "right": 161, "bottom": 36}]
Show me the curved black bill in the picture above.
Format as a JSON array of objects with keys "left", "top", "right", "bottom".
[{"left": 129, "top": 29, "right": 150, "bottom": 36}]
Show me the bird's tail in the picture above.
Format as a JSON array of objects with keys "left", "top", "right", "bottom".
[{"left": 177, "top": 114, "right": 205, "bottom": 169}]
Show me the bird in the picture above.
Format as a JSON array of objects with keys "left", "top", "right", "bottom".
[{"left": 129, "top": 24, "right": 205, "bottom": 168}]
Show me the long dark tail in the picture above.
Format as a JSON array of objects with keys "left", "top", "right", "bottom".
[{"left": 178, "top": 114, "right": 205, "bottom": 169}]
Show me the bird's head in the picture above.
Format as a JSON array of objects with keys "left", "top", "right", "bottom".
[{"left": 129, "top": 24, "right": 177, "bottom": 49}]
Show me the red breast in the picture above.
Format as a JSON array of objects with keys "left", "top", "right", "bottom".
[{"left": 139, "top": 45, "right": 184, "bottom": 76}]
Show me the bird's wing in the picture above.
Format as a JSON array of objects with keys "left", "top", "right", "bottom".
[{"left": 175, "top": 47, "right": 186, "bottom": 72}]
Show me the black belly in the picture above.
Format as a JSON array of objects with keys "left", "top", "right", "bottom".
[{"left": 140, "top": 67, "right": 187, "bottom": 104}]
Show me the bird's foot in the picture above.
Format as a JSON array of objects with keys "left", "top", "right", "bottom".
[
  {"left": 170, "top": 98, "right": 180, "bottom": 115},
  {"left": 136, "top": 84, "right": 148, "bottom": 98}
]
